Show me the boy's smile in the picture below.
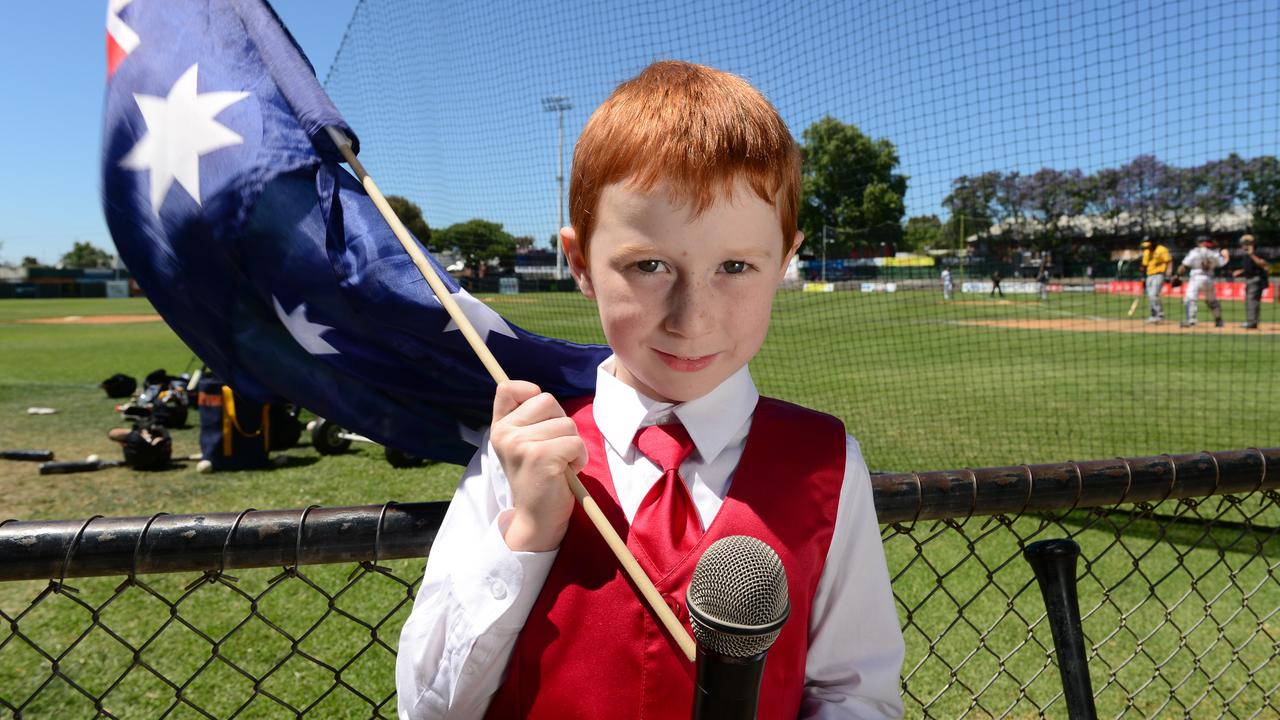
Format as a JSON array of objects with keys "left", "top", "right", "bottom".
[{"left": 563, "top": 179, "right": 801, "bottom": 403}]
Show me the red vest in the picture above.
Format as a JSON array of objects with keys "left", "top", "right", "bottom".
[{"left": 484, "top": 396, "right": 846, "bottom": 720}]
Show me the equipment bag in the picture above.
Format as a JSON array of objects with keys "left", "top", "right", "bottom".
[{"left": 197, "top": 375, "right": 271, "bottom": 471}]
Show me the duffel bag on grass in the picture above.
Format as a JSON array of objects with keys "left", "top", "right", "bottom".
[{"left": 197, "top": 375, "right": 271, "bottom": 471}]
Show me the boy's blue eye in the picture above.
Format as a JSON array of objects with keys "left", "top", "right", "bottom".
[
  {"left": 721, "top": 261, "right": 747, "bottom": 274},
  {"left": 636, "top": 260, "right": 662, "bottom": 273}
]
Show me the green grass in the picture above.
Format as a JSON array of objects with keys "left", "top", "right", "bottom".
[{"left": 1, "top": 293, "right": 1278, "bottom": 717}]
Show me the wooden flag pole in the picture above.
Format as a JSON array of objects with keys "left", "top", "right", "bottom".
[{"left": 324, "top": 127, "right": 696, "bottom": 663}]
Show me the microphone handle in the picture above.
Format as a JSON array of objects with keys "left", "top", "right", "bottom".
[{"left": 691, "top": 645, "right": 767, "bottom": 720}]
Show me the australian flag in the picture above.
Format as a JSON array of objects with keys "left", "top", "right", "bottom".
[{"left": 102, "top": 0, "right": 609, "bottom": 464}]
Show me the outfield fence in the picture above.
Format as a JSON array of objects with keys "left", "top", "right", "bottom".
[{"left": 3, "top": 447, "right": 1277, "bottom": 718}]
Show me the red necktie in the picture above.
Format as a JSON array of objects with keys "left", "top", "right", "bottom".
[{"left": 632, "top": 423, "right": 702, "bottom": 571}]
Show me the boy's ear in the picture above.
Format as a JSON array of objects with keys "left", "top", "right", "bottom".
[
  {"left": 561, "top": 227, "right": 595, "bottom": 298},
  {"left": 782, "top": 231, "right": 804, "bottom": 269}
]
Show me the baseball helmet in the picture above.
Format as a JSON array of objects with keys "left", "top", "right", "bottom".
[{"left": 100, "top": 373, "right": 137, "bottom": 399}]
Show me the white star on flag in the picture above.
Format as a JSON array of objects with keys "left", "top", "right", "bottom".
[
  {"left": 119, "top": 63, "right": 249, "bottom": 214},
  {"left": 273, "top": 296, "right": 339, "bottom": 355},
  {"left": 444, "top": 289, "right": 518, "bottom": 342}
]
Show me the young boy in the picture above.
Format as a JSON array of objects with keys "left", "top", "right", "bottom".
[{"left": 396, "top": 61, "right": 905, "bottom": 719}]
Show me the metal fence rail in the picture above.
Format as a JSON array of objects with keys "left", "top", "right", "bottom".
[{"left": 1, "top": 447, "right": 1277, "bottom": 717}]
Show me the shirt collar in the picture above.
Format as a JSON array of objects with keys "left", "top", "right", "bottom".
[{"left": 593, "top": 356, "right": 758, "bottom": 465}]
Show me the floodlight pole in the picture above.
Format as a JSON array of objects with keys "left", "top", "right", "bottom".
[
  {"left": 822, "top": 225, "right": 833, "bottom": 283},
  {"left": 543, "top": 96, "right": 573, "bottom": 281}
]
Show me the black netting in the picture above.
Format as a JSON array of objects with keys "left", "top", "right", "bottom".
[{"left": 321, "top": 0, "right": 1279, "bottom": 472}]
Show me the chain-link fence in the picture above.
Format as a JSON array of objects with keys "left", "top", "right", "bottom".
[{"left": 2, "top": 447, "right": 1276, "bottom": 718}]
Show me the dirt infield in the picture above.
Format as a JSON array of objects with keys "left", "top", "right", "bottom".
[
  {"left": 958, "top": 318, "right": 1278, "bottom": 335},
  {"left": 17, "top": 314, "right": 164, "bottom": 325}
]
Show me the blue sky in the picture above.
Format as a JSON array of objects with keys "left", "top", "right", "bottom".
[
  {"left": 0, "top": 0, "right": 355, "bottom": 265},
  {"left": 2, "top": 0, "right": 1276, "bottom": 265}
]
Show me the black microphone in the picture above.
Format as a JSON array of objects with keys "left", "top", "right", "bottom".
[{"left": 687, "top": 535, "right": 790, "bottom": 720}]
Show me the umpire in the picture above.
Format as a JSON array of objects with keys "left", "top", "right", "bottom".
[{"left": 1233, "top": 234, "right": 1269, "bottom": 329}]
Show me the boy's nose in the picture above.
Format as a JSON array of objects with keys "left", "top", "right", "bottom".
[{"left": 663, "top": 276, "right": 714, "bottom": 338}]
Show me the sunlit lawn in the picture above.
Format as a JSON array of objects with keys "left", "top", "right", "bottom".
[{"left": 1, "top": 292, "right": 1276, "bottom": 717}]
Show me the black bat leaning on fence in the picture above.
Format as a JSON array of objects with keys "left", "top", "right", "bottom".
[{"left": 1024, "top": 539, "right": 1097, "bottom": 720}]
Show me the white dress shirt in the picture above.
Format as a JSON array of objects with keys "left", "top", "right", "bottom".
[{"left": 396, "top": 358, "right": 905, "bottom": 719}]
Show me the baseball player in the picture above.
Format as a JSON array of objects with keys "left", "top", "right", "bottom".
[
  {"left": 941, "top": 267, "right": 953, "bottom": 300},
  {"left": 1172, "top": 235, "right": 1228, "bottom": 328},
  {"left": 1139, "top": 236, "right": 1171, "bottom": 323},
  {"left": 1036, "top": 253, "right": 1050, "bottom": 301}
]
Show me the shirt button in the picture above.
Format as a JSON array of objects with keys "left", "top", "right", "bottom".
[{"left": 490, "top": 579, "right": 508, "bottom": 600}]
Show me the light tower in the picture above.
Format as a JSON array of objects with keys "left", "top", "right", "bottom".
[{"left": 542, "top": 96, "right": 573, "bottom": 280}]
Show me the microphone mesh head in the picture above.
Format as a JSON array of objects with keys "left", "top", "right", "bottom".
[{"left": 686, "top": 535, "right": 790, "bottom": 657}]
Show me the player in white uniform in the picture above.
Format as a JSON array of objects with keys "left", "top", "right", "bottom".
[
  {"left": 941, "top": 267, "right": 953, "bottom": 300},
  {"left": 1173, "top": 235, "right": 1229, "bottom": 328}
]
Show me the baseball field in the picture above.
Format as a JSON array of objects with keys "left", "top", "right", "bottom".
[{"left": 1, "top": 291, "right": 1277, "bottom": 716}]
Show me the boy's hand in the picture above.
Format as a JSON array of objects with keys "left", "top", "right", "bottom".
[{"left": 491, "top": 380, "right": 586, "bottom": 552}]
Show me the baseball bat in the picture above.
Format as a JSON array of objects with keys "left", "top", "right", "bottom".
[
  {"left": 1126, "top": 296, "right": 1141, "bottom": 317},
  {"left": 1024, "top": 539, "right": 1097, "bottom": 720},
  {"left": 0, "top": 449, "right": 55, "bottom": 461},
  {"left": 38, "top": 458, "right": 127, "bottom": 475}
]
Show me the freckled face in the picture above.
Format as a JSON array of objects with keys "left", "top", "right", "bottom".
[{"left": 563, "top": 180, "right": 801, "bottom": 403}]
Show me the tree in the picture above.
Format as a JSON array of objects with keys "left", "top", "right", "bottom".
[
  {"left": 901, "top": 215, "right": 943, "bottom": 252},
  {"left": 60, "top": 241, "right": 113, "bottom": 268},
  {"left": 433, "top": 219, "right": 516, "bottom": 275},
  {"left": 991, "top": 171, "right": 1029, "bottom": 243},
  {"left": 1116, "top": 155, "right": 1168, "bottom": 235},
  {"left": 1084, "top": 167, "right": 1128, "bottom": 238},
  {"left": 942, "top": 172, "right": 998, "bottom": 247},
  {"left": 1196, "top": 155, "right": 1245, "bottom": 220},
  {"left": 798, "top": 117, "right": 907, "bottom": 256},
  {"left": 21, "top": 256, "right": 41, "bottom": 268},
  {"left": 384, "top": 195, "right": 431, "bottom": 247},
  {"left": 1022, "top": 168, "right": 1086, "bottom": 248},
  {"left": 1244, "top": 155, "right": 1280, "bottom": 243}
]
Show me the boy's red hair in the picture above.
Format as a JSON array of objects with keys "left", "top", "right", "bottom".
[{"left": 569, "top": 61, "right": 800, "bottom": 258}]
